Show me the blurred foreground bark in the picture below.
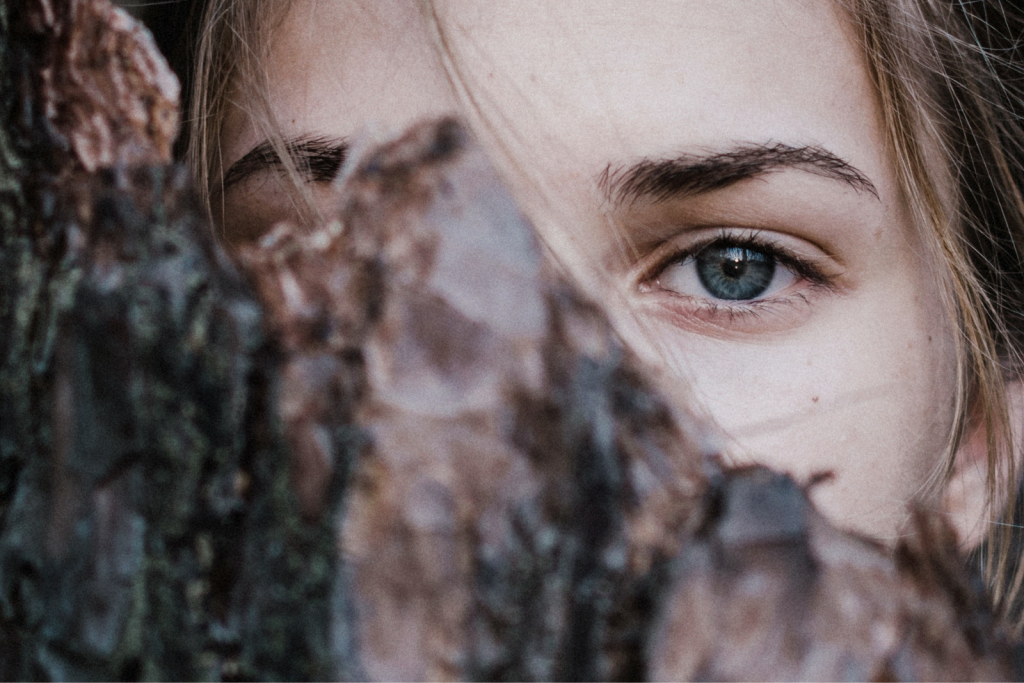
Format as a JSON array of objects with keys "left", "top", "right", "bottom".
[{"left": 0, "top": 0, "right": 1020, "bottom": 680}]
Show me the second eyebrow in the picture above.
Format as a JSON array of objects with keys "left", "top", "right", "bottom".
[
  {"left": 222, "top": 136, "right": 348, "bottom": 190},
  {"left": 599, "top": 142, "right": 879, "bottom": 206}
]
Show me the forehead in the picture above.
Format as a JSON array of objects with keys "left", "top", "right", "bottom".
[
  {"left": 226, "top": 0, "right": 887, "bottom": 193},
  {"left": 436, "top": 1, "right": 878, "bottom": 153},
  {"left": 267, "top": 2, "right": 456, "bottom": 127}
]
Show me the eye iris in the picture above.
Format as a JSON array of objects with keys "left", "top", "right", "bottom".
[{"left": 695, "top": 246, "right": 775, "bottom": 300}]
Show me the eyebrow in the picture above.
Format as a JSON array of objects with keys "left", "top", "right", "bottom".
[
  {"left": 222, "top": 135, "right": 348, "bottom": 190},
  {"left": 599, "top": 142, "right": 879, "bottom": 205}
]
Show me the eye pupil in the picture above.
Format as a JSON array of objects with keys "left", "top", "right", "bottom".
[
  {"left": 721, "top": 255, "right": 747, "bottom": 279},
  {"left": 696, "top": 246, "right": 776, "bottom": 300}
]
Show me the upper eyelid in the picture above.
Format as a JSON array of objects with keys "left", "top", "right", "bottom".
[
  {"left": 636, "top": 230, "right": 783, "bottom": 282},
  {"left": 636, "top": 228, "right": 840, "bottom": 292}
]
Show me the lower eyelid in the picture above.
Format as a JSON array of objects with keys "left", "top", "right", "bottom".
[{"left": 636, "top": 288, "right": 820, "bottom": 335}]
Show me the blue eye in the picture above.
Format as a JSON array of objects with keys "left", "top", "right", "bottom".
[
  {"left": 695, "top": 246, "right": 775, "bottom": 300},
  {"left": 653, "top": 240, "right": 798, "bottom": 302}
]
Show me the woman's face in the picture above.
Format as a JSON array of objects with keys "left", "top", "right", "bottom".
[{"left": 218, "top": 0, "right": 962, "bottom": 542}]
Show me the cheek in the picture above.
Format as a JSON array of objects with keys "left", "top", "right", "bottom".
[{"left": 625, "top": 276, "right": 959, "bottom": 541}]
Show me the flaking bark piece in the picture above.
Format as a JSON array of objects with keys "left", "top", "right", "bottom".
[
  {"left": 22, "top": 0, "right": 179, "bottom": 172},
  {"left": 648, "top": 466, "right": 1017, "bottom": 681},
  {"left": 239, "top": 118, "right": 707, "bottom": 681}
]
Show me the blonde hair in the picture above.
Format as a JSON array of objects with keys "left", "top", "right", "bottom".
[
  {"left": 187, "top": 0, "right": 1024, "bottom": 630},
  {"left": 841, "top": 0, "right": 1024, "bottom": 629},
  {"left": 189, "top": 0, "right": 318, "bottom": 232}
]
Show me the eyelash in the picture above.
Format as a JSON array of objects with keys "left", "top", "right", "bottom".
[{"left": 638, "top": 230, "right": 835, "bottom": 321}]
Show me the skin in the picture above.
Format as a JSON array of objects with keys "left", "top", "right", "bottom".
[{"left": 218, "top": 0, "right": 982, "bottom": 544}]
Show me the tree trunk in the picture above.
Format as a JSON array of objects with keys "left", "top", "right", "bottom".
[{"left": 0, "top": 1, "right": 1018, "bottom": 681}]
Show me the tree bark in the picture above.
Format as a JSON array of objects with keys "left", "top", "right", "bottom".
[
  {"left": 0, "top": 1, "right": 1019, "bottom": 681},
  {"left": 0, "top": 1, "right": 336, "bottom": 678}
]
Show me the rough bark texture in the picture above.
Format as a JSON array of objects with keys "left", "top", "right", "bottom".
[
  {"left": 0, "top": 1, "right": 336, "bottom": 679},
  {"left": 238, "top": 119, "right": 706, "bottom": 681},
  {"left": 0, "top": 0, "right": 1021, "bottom": 681},
  {"left": 647, "top": 468, "right": 1017, "bottom": 680}
]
